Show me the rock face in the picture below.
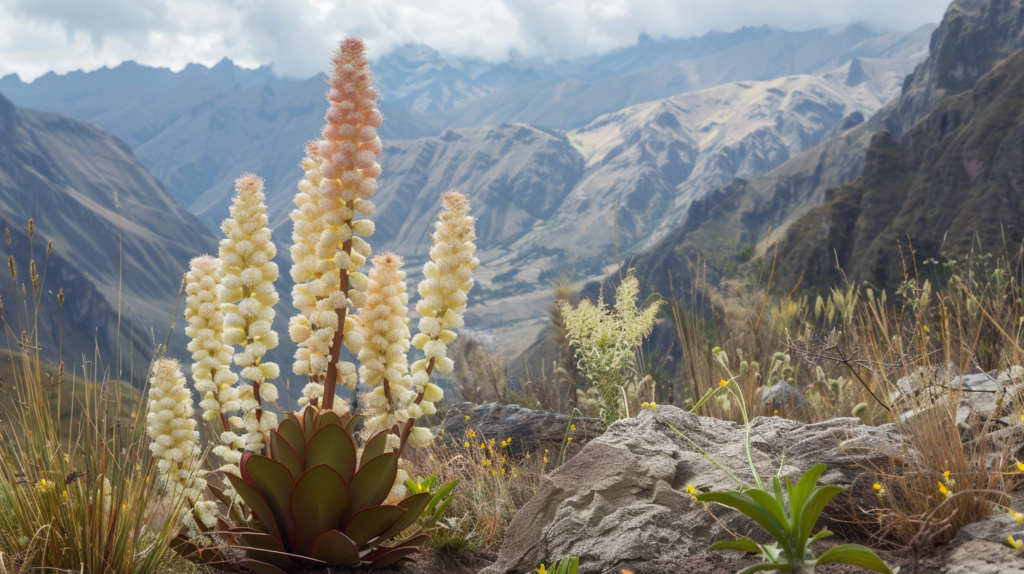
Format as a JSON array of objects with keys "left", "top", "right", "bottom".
[
  {"left": 780, "top": 46, "right": 1024, "bottom": 290},
  {"left": 480, "top": 406, "right": 907, "bottom": 574},
  {"left": 438, "top": 402, "right": 602, "bottom": 460}
]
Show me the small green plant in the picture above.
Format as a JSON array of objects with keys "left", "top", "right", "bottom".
[
  {"left": 560, "top": 269, "right": 662, "bottom": 424},
  {"left": 697, "top": 464, "right": 898, "bottom": 574},
  {"left": 404, "top": 473, "right": 459, "bottom": 529},
  {"left": 534, "top": 556, "right": 579, "bottom": 574}
]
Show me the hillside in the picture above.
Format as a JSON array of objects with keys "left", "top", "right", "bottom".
[
  {"left": 780, "top": 48, "right": 1024, "bottom": 289},
  {"left": 0, "top": 92, "right": 218, "bottom": 372},
  {"left": 616, "top": 0, "right": 1024, "bottom": 300}
]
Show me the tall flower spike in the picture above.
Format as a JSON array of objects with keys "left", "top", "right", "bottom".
[
  {"left": 145, "top": 359, "right": 215, "bottom": 526},
  {"left": 406, "top": 190, "right": 479, "bottom": 446},
  {"left": 220, "top": 173, "right": 280, "bottom": 451},
  {"left": 288, "top": 36, "right": 383, "bottom": 412},
  {"left": 184, "top": 255, "right": 244, "bottom": 466},
  {"left": 357, "top": 253, "right": 418, "bottom": 442}
]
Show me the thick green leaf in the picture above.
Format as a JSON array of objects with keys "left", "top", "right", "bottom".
[
  {"left": 361, "top": 533, "right": 430, "bottom": 564},
  {"left": 345, "top": 414, "right": 363, "bottom": 436},
  {"left": 310, "top": 530, "right": 360, "bottom": 566},
  {"left": 276, "top": 418, "right": 306, "bottom": 467},
  {"left": 553, "top": 556, "right": 579, "bottom": 574},
  {"left": 790, "top": 464, "right": 827, "bottom": 525},
  {"left": 809, "top": 530, "right": 834, "bottom": 545},
  {"left": 290, "top": 465, "right": 350, "bottom": 554},
  {"left": 697, "top": 491, "right": 793, "bottom": 556},
  {"left": 237, "top": 559, "right": 288, "bottom": 574},
  {"left": 245, "top": 455, "right": 297, "bottom": 545},
  {"left": 303, "top": 406, "right": 318, "bottom": 438},
  {"left": 815, "top": 544, "right": 897, "bottom": 574},
  {"left": 746, "top": 488, "right": 791, "bottom": 534},
  {"left": 428, "top": 479, "right": 458, "bottom": 510},
  {"left": 208, "top": 482, "right": 231, "bottom": 507},
  {"left": 737, "top": 563, "right": 794, "bottom": 574},
  {"left": 361, "top": 431, "right": 389, "bottom": 468},
  {"left": 708, "top": 538, "right": 763, "bottom": 554},
  {"left": 347, "top": 452, "right": 399, "bottom": 518},
  {"left": 344, "top": 505, "right": 405, "bottom": 548},
  {"left": 225, "top": 473, "right": 283, "bottom": 541},
  {"left": 796, "top": 484, "right": 843, "bottom": 544},
  {"left": 237, "top": 532, "right": 299, "bottom": 570},
  {"left": 317, "top": 410, "right": 342, "bottom": 429},
  {"left": 374, "top": 492, "right": 432, "bottom": 543},
  {"left": 367, "top": 546, "right": 420, "bottom": 570},
  {"left": 270, "top": 431, "right": 303, "bottom": 479},
  {"left": 305, "top": 424, "right": 358, "bottom": 484}
]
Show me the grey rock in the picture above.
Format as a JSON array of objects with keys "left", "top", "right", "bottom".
[
  {"left": 757, "top": 382, "right": 810, "bottom": 415},
  {"left": 943, "top": 540, "right": 1024, "bottom": 574},
  {"left": 438, "top": 402, "right": 602, "bottom": 459},
  {"left": 954, "top": 504, "right": 1024, "bottom": 545},
  {"left": 480, "top": 406, "right": 907, "bottom": 574}
]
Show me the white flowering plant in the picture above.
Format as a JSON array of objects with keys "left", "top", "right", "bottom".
[{"left": 161, "top": 36, "right": 474, "bottom": 571}]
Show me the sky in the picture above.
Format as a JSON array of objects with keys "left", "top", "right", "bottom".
[{"left": 0, "top": 0, "right": 952, "bottom": 82}]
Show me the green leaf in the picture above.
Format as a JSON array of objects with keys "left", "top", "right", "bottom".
[
  {"left": 772, "top": 476, "right": 785, "bottom": 509},
  {"left": 361, "top": 532, "right": 430, "bottom": 564},
  {"left": 360, "top": 431, "right": 389, "bottom": 468},
  {"left": 346, "top": 452, "right": 399, "bottom": 518},
  {"left": 374, "top": 492, "right": 432, "bottom": 543},
  {"left": 303, "top": 405, "right": 318, "bottom": 438},
  {"left": 809, "top": 530, "right": 834, "bottom": 545},
  {"left": 553, "top": 556, "right": 579, "bottom": 574},
  {"left": 276, "top": 418, "right": 306, "bottom": 467},
  {"left": 290, "top": 465, "right": 349, "bottom": 554},
  {"left": 225, "top": 473, "right": 283, "bottom": 541},
  {"left": 708, "top": 538, "right": 763, "bottom": 554},
  {"left": 790, "top": 464, "right": 827, "bottom": 523},
  {"left": 345, "top": 414, "right": 363, "bottom": 436},
  {"left": 736, "top": 563, "right": 793, "bottom": 574},
  {"left": 269, "top": 431, "right": 303, "bottom": 479},
  {"left": 305, "top": 423, "right": 357, "bottom": 483},
  {"left": 317, "top": 410, "right": 342, "bottom": 429},
  {"left": 697, "top": 491, "right": 793, "bottom": 556},
  {"left": 245, "top": 455, "right": 297, "bottom": 545},
  {"left": 746, "top": 488, "right": 791, "bottom": 534},
  {"left": 815, "top": 544, "right": 897, "bottom": 573},
  {"left": 796, "top": 484, "right": 843, "bottom": 544},
  {"left": 367, "top": 546, "right": 420, "bottom": 570},
  {"left": 237, "top": 532, "right": 299, "bottom": 571},
  {"left": 236, "top": 559, "right": 288, "bottom": 574},
  {"left": 310, "top": 530, "right": 360, "bottom": 567},
  {"left": 343, "top": 505, "right": 405, "bottom": 548},
  {"left": 428, "top": 479, "right": 458, "bottom": 509}
]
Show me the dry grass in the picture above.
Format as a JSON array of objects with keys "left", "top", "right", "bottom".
[{"left": 406, "top": 431, "right": 547, "bottom": 554}]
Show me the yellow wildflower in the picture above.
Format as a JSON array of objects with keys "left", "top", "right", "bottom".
[
  {"left": 873, "top": 483, "right": 884, "bottom": 499},
  {"left": 719, "top": 379, "right": 728, "bottom": 387},
  {"left": 943, "top": 470, "right": 954, "bottom": 486},
  {"left": 571, "top": 424, "right": 576, "bottom": 431},
  {"left": 482, "top": 459, "right": 491, "bottom": 467},
  {"left": 465, "top": 415, "right": 471, "bottom": 421},
  {"left": 567, "top": 436, "right": 573, "bottom": 443},
  {"left": 463, "top": 441, "right": 470, "bottom": 449},
  {"left": 938, "top": 481, "right": 949, "bottom": 497},
  {"left": 34, "top": 479, "right": 54, "bottom": 494},
  {"left": 479, "top": 442, "right": 485, "bottom": 449},
  {"left": 1010, "top": 535, "right": 1024, "bottom": 552},
  {"left": 535, "top": 565, "right": 549, "bottom": 574},
  {"left": 1017, "top": 461, "right": 1024, "bottom": 473},
  {"left": 1009, "top": 509, "right": 1024, "bottom": 525},
  {"left": 685, "top": 484, "right": 698, "bottom": 502},
  {"left": 466, "top": 429, "right": 476, "bottom": 439},
  {"left": 61, "top": 490, "right": 68, "bottom": 499}
]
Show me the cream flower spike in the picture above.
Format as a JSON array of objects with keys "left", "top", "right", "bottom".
[
  {"left": 408, "top": 190, "right": 478, "bottom": 429},
  {"left": 356, "top": 252, "right": 419, "bottom": 439},
  {"left": 145, "top": 359, "right": 213, "bottom": 525},
  {"left": 219, "top": 173, "right": 281, "bottom": 451},
  {"left": 289, "top": 36, "right": 383, "bottom": 412},
  {"left": 184, "top": 256, "right": 240, "bottom": 421}
]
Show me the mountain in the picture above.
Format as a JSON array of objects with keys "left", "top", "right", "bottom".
[
  {"left": 619, "top": 0, "right": 1024, "bottom": 302},
  {"left": 0, "top": 92, "right": 218, "bottom": 372},
  {"left": 780, "top": 47, "right": 1024, "bottom": 289}
]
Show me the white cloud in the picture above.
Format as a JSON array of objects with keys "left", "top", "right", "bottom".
[{"left": 0, "top": 0, "right": 950, "bottom": 81}]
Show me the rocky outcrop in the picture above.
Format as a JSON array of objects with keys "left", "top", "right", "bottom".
[
  {"left": 780, "top": 46, "right": 1024, "bottom": 290},
  {"left": 481, "top": 406, "right": 907, "bottom": 574},
  {"left": 438, "top": 402, "right": 602, "bottom": 460}
]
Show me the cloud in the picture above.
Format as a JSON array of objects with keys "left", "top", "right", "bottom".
[{"left": 0, "top": 0, "right": 951, "bottom": 81}]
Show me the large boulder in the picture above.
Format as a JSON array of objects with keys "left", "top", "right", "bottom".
[
  {"left": 480, "top": 405, "right": 908, "bottom": 574},
  {"left": 438, "top": 402, "right": 603, "bottom": 459}
]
